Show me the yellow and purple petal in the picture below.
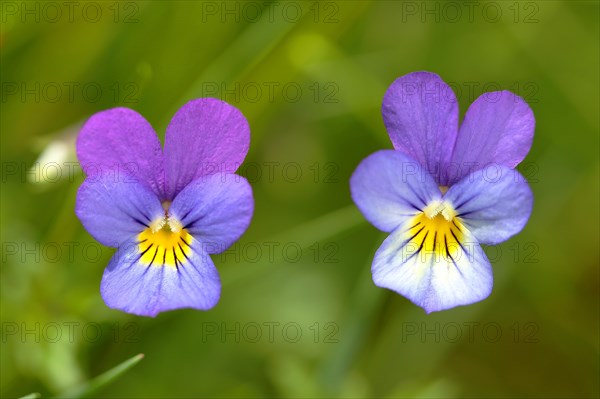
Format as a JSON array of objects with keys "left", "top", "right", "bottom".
[
  {"left": 382, "top": 72, "right": 459, "bottom": 185},
  {"left": 350, "top": 150, "right": 442, "bottom": 232},
  {"left": 169, "top": 174, "right": 254, "bottom": 254},
  {"left": 372, "top": 216, "right": 493, "bottom": 313},
  {"left": 444, "top": 165, "right": 533, "bottom": 245},
  {"left": 75, "top": 173, "right": 164, "bottom": 248},
  {"left": 100, "top": 237, "right": 220, "bottom": 317},
  {"left": 163, "top": 98, "right": 250, "bottom": 200}
]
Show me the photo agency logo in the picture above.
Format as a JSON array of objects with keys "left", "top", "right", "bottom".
[
  {"left": 1, "top": 1, "right": 140, "bottom": 24},
  {"left": 1, "top": 239, "right": 342, "bottom": 265},
  {"left": 1, "top": 321, "right": 141, "bottom": 343},
  {"left": 1, "top": 81, "right": 140, "bottom": 104},
  {"left": 395, "top": 160, "right": 539, "bottom": 189},
  {"left": 398, "top": 1, "right": 540, "bottom": 24},
  {"left": 199, "top": 1, "right": 340, "bottom": 23},
  {"left": 0, "top": 237, "right": 538, "bottom": 267},
  {"left": 199, "top": 321, "right": 340, "bottom": 343},
  {"left": 1, "top": 159, "right": 343, "bottom": 186},
  {"left": 198, "top": 81, "right": 340, "bottom": 104},
  {"left": 400, "top": 321, "right": 540, "bottom": 344},
  {"left": 395, "top": 79, "right": 540, "bottom": 105}
]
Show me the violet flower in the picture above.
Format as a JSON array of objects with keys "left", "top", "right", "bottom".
[
  {"left": 75, "top": 98, "right": 253, "bottom": 317},
  {"left": 350, "top": 72, "right": 534, "bottom": 313}
]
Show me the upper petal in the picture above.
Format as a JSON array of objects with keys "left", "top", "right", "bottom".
[
  {"left": 76, "top": 108, "right": 165, "bottom": 198},
  {"left": 382, "top": 72, "right": 459, "bottom": 185},
  {"left": 163, "top": 98, "right": 250, "bottom": 200},
  {"left": 444, "top": 166, "right": 533, "bottom": 245},
  {"left": 448, "top": 91, "right": 534, "bottom": 185},
  {"left": 372, "top": 217, "right": 493, "bottom": 313},
  {"left": 75, "top": 173, "right": 164, "bottom": 247},
  {"left": 350, "top": 150, "right": 442, "bottom": 233},
  {"left": 169, "top": 174, "right": 254, "bottom": 254},
  {"left": 100, "top": 238, "right": 221, "bottom": 317}
]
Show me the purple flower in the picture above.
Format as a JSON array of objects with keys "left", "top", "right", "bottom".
[
  {"left": 75, "top": 98, "right": 253, "bottom": 317},
  {"left": 350, "top": 72, "right": 534, "bottom": 313}
]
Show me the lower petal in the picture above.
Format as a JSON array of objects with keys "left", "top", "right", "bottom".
[
  {"left": 372, "top": 217, "right": 493, "bottom": 313},
  {"left": 100, "top": 237, "right": 220, "bottom": 317}
]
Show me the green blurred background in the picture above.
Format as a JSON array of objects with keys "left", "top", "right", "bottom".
[{"left": 1, "top": 1, "right": 598, "bottom": 397}]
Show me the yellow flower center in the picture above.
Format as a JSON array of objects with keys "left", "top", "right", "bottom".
[
  {"left": 137, "top": 213, "right": 193, "bottom": 269},
  {"left": 406, "top": 201, "right": 465, "bottom": 259}
]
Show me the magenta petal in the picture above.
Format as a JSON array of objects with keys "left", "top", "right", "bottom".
[
  {"left": 382, "top": 72, "right": 459, "bottom": 185},
  {"left": 76, "top": 108, "right": 165, "bottom": 198},
  {"left": 163, "top": 98, "right": 250, "bottom": 200},
  {"left": 448, "top": 91, "right": 535, "bottom": 185}
]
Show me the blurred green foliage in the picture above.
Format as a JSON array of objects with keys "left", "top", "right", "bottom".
[{"left": 1, "top": 1, "right": 598, "bottom": 397}]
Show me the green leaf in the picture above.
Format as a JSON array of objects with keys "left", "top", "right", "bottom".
[{"left": 55, "top": 354, "right": 144, "bottom": 399}]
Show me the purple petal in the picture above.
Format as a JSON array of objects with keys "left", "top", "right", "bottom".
[
  {"left": 163, "top": 98, "right": 250, "bottom": 200},
  {"left": 169, "top": 174, "right": 253, "bottom": 254},
  {"left": 350, "top": 150, "right": 441, "bottom": 233},
  {"left": 444, "top": 165, "right": 533, "bottom": 245},
  {"left": 382, "top": 72, "right": 458, "bottom": 185},
  {"left": 100, "top": 238, "right": 221, "bottom": 317},
  {"left": 372, "top": 218, "right": 493, "bottom": 313},
  {"left": 75, "top": 173, "right": 163, "bottom": 247},
  {"left": 448, "top": 91, "right": 534, "bottom": 185},
  {"left": 76, "top": 108, "right": 165, "bottom": 198}
]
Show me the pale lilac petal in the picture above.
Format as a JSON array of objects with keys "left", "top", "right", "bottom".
[
  {"left": 76, "top": 108, "right": 165, "bottom": 198},
  {"left": 382, "top": 72, "right": 458, "bottom": 185},
  {"left": 100, "top": 238, "right": 220, "bottom": 317},
  {"left": 444, "top": 166, "right": 533, "bottom": 245},
  {"left": 448, "top": 91, "right": 535, "bottom": 185},
  {"left": 372, "top": 219, "right": 493, "bottom": 313},
  {"left": 350, "top": 150, "right": 441, "bottom": 233},
  {"left": 75, "top": 174, "right": 163, "bottom": 247},
  {"left": 169, "top": 174, "right": 253, "bottom": 254},
  {"left": 163, "top": 98, "right": 250, "bottom": 200}
]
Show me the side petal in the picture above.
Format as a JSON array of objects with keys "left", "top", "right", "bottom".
[
  {"left": 444, "top": 166, "right": 533, "bottom": 245},
  {"left": 169, "top": 174, "right": 254, "bottom": 254},
  {"left": 75, "top": 173, "right": 164, "bottom": 247},
  {"left": 76, "top": 108, "right": 165, "bottom": 198},
  {"left": 100, "top": 238, "right": 221, "bottom": 317},
  {"left": 350, "top": 150, "right": 441, "bottom": 233},
  {"left": 372, "top": 219, "right": 493, "bottom": 313},
  {"left": 448, "top": 91, "right": 534, "bottom": 185},
  {"left": 382, "top": 72, "right": 459, "bottom": 185},
  {"left": 163, "top": 98, "right": 250, "bottom": 200}
]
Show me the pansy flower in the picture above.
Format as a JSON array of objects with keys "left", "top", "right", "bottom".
[
  {"left": 350, "top": 72, "right": 534, "bottom": 313},
  {"left": 75, "top": 98, "right": 253, "bottom": 317}
]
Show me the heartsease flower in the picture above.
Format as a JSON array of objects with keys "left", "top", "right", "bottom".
[
  {"left": 75, "top": 98, "right": 253, "bottom": 317},
  {"left": 350, "top": 72, "right": 534, "bottom": 313}
]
